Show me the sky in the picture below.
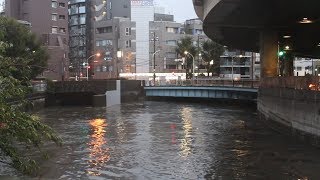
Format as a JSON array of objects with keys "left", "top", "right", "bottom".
[
  {"left": 0, "top": 0, "right": 197, "bottom": 22},
  {"left": 0, "top": 0, "right": 3, "bottom": 12},
  {"left": 154, "top": 0, "right": 198, "bottom": 23},
  {"left": 0, "top": 0, "right": 198, "bottom": 22}
]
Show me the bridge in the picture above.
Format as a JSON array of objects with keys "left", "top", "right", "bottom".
[{"left": 144, "top": 79, "right": 258, "bottom": 101}]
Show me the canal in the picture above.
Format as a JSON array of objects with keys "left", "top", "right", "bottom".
[{"left": 2, "top": 101, "right": 320, "bottom": 179}]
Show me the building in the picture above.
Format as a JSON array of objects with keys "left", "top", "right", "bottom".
[
  {"left": 5, "top": 0, "right": 69, "bottom": 81},
  {"left": 131, "top": 0, "right": 155, "bottom": 74},
  {"left": 220, "top": 50, "right": 258, "bottom": 79},
  {"left": 294, "top": 58, "right": 320, "bottom": 76},
  {"left": 93, "top": 17, "right": 136, "bottom": 79},
  {"left": 91, "top": 0, "right": 135, "bottom": 79},
  {"left": 68, "top": 0, "right": 92, "bottom": 80},
  {"left": 149, "top": 17, "right": 209, "bottom": 78},
  {"left": 72, "top": 0, "right": 213, "bottom": 80}
]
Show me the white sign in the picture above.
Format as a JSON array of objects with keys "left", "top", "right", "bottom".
[{"left": 131, "top": 0, "right": 153, "bottom": 6}]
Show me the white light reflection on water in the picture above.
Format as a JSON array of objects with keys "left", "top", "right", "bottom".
[{"left": 179, "top": 107, "right": 194, "bottom": 157}]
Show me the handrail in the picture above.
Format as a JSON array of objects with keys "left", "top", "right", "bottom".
[
  {"left": 145, "top": 79, "right": 260, "bottom": 88},
  {"left": 260, "top": 76, "right": 320, "bottom": 91}
]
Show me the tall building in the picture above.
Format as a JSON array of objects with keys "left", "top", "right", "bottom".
[
  {"left": 91, "top": 0, "right": 135, "bottom": 79},
  {"left": 68, "top": 0, "right": 93, "bottom": 79},
  {"left": 131, "top": 0, "right": 155, "bottom": 73},
  {"left": 93, "top": 17, "right": 136, "bottom": 79},
  {"left": 71, "top": 0, "right": 212, "bottom": 80},
  {"left": 150, "top": 14, "right": 183, "bottom": 74},
  {"left": 5, "top": 0, "right": 69, "bottom": 81}
]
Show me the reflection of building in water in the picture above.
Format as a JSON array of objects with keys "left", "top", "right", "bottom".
[
  {"left": 87, "top": 118, "right": 110, "bottom": 176},
  {"left": 180, "top": 107, "right": 194, "bottom": 157}
]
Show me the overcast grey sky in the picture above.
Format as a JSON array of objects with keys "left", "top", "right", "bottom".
[
  {"left": 0, "top": 0, "right": 198, "bottom": 22},
  {"left": 155, "top": 0, "right": 198, "bottom": 22}
]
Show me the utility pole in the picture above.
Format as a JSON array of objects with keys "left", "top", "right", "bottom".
[
  {"left": 197, "top": 34, "right": 200, "bottom": 76},
  {"left": 153, "top": 32, "right": 157, "bottom": 83}
]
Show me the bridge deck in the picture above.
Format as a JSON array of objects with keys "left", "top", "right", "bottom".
[{"left": 144, "top": 86, "right": 257, "bottom": 100}]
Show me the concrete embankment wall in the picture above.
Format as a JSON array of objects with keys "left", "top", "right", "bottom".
[
  {"left": 46, "top": 80, "right": 144, "bottom": 106},
  {"left": 258, "top": 88, "right": 320, "bottom": 145}
]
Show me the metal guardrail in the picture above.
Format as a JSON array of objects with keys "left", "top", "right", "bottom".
[
  {"left": 260, "top": 76, "right": 320, "bottom": 91},
  {"left": 146, "top": 79, "right": 260, "bottom": 88}
]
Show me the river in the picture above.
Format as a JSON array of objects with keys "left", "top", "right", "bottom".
[{"left": 1, "top": 101, "right": 320, "bottom": 179}]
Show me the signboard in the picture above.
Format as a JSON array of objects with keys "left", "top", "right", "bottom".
[{"left": 131, "top": 0, "right": 153, "bottom": 6}]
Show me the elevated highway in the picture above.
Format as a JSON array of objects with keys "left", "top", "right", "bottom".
[
  {"left": 193, "top": 0, "right": 320, "bottom": 77},
  {"left": 193, "top": 0, "right": 320, "bottom": 144}
]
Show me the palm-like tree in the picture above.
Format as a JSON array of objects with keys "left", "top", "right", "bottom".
[
  {"left": 201, "top": 40, "right": 224, "bottom": 76},
  {"left": 176, "top": 37, "right": 196, "bottom": 79}
]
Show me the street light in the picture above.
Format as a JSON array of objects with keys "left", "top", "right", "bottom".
[
  {"left": 184, "top": 51, "right": 195, "bottom": 81},
  {"left": 153, "top": 50, "right": 161, "bottom": 83},
  {"left": 85, "top": 53, "right": 101, "bottom": 80}
]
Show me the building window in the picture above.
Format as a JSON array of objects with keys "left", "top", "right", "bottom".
[
  {"left": 125, "top": 40, "right": 131, "bottom": 48},
  {"left": 51, "top": 1, "right": 58, "bottom": 8},
  {"left": 96, "top": 26, "right": 112, "bottom": 34},
  {"left": 51, "top": 27, "right": 58, "bottom": 34},
  {"left": 195, "top": 29, "right": 203, "bottom": 35},
  {"left": 59, "top": 2, "right": 65, "bottom": 7},
  {"left": 166, "top": 40, "right": 177, "bottom": 46},
  {"left": 125, "top": 28, "right": 131, "bottom": 36},
  {"left": 79, "top": 6, "right": 86, "bottom": 13},
  {"left": 79, "top": 14, "right": 86, "bottom": 24},
  {"left": 166, "top": 27, "right": 179, "bottom": 33},
  {"left": 59, "top": 28, "right": 66, "bottom": 34},
  {"left": 51, "top": 14, "right": 57, "bottom": 21},
  {"left": 96, "top": 40, "right": 113, "bottom": 47},
  {"left": 59, "top": 15, "right": 66, "bottom": 20}
]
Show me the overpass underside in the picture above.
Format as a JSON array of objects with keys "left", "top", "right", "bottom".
[{"left": 194, "top": 0, "right": 320, "bottom": 77}]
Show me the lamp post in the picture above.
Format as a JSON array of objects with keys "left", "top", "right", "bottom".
[
  {"left": 151, "top": 32, "right": 159, "bottom": 83},
  {"left": 152, "top": 50, "right": 161, "bottom": 83},
  {"left": 184, "top": 51, "right": 195, "bottom": 82},
  {"left": 85, "top": 53, "right": 101, "bottom": 80}
]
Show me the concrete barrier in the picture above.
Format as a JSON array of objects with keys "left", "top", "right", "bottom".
[
  {"left": 258, "top": 88, "right": 320, "bottom": 145},
  {"left": 106, "top": 80, "right": 121, "bottom": 107}
]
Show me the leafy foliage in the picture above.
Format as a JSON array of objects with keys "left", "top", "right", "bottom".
[
  {"left": 201, "top": 40, "right": 224, "bottom": 76},
  {"left": 0, "top": 17, "right": 49, "bottom": 81},
  {"left": 0, "top": 17, "right": 61, "bottom": 174},
  {"left": 176, "top": 36, "right": 196, "bottom": 79}
]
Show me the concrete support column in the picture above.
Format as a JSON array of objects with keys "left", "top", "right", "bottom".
[
  {"left": 284, "top": 53, "right": 294, "bottom": 76},
  {"left": 260, "top": 30, "right": 279, "bottom": 78}
]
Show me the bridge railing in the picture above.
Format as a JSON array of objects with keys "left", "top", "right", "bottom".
[
  {"left": 146, "top": 79, "right": 260, "bottom": 88},
  {"left": 260, "top": 76, "right": 320, "bottom": 91}
]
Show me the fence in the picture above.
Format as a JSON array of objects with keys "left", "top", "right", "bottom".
[
  {"left": 260, "top": 76, "right": 320, "bottom": 91},
  {"left": 146, "top": 78, "right": 260, "bottom": 88}
]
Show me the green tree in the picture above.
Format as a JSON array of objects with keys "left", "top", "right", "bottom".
[
  {"left": 201, "top": 40, "right": 224, "bottom": 76},
  {"left": 0, "top": 18, "right": 61, "bottom": 175},
  {"left": 0, "top": 17, "right": 49, "bottom": 81},
  {"left": 176, "top": 36, "right": 196, "bottom": 79}
]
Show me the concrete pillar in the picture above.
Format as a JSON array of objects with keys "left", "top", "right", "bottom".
[
  {"left": 284, "top": 53, "right": 294, "bottom": 76},
  {"left": 260, "top": 30, "right": 279, "bottom": 78}
]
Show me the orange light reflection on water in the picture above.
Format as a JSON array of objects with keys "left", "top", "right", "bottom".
[{"left": 87, "top": 118, "right": 110, "bottom": 176}]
